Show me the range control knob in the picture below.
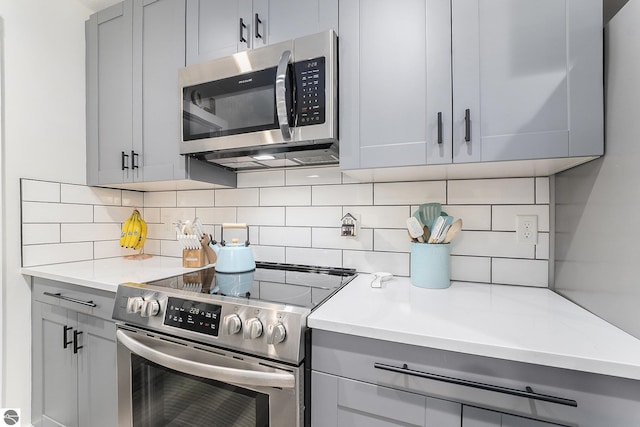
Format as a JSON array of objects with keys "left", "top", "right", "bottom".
[
  {"left": 126, "top": 297, "right": 144, "bottom": 314},
  {"left": 140, "top": 299, "right": 160, "bottom": 317},
  {"left": 267, "top": 322, "right": 287, "bottom": 345},
  {"left": 243, "top": 318, "right": 263, "bottom": 340},
  {"left": 222, "top": 314, "right": 242, "bottom": 335}
]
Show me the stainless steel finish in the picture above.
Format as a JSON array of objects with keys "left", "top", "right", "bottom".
[
  {"left": 223, "top": 313, "right": 242, "bottom": 335},
  {"left": 116, "top": 326, "right": 303, "bottom": 427},
  {"left": 43, "top": 291, "right": 97, "bottom": 308},
  {"left": 113, "top": 283, "right": 308, "bottom": 363},
  {"left": 179, "top": 30, "right": 338, "bottom": 169},
  {"left": 276, "top": 50, "right": 293, "bottom": 140},
  {"left": 117, "top": 329, "right": 294, "bottom": 388},
  {"left": 267, "top": 322, "right": 287, "bottom": 345},
  {"left": 243, "top": 317, "right": 264, "bottom": 340}
]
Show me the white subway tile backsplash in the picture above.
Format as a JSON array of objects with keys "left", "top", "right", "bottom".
[
  {"left": 439, "top": 205, "right": 491, "bottom": 230},
  {"left": 20, "top": 176, "right": 552, "bottom": 287},
  {"left": 286, "top": 247, "right": 342, "bottom": 267},
  {"left": 144, "top": 191, "right": 176, "bottom": 208},
  {"left": 343, "top": 206, "right": 409, "bottom": 229},
  {"left": 237, "top": 170, "right": 285, "bottom": 188},
  {"left": 536, "top": 177, "right": 550, "bottom": 204},
  {"left": 61, "top": 223, "right": 121, "bottom": 242},
  {"left": 61, "top": 184, "right": 121, "bottom": 206},
  {"left": 492, "top": 259, "right": 548, "bottom": 287},
  {"left": 22, "top": 180, "right": 60, "bottom": 202},
  {"left": 374, "top": 181, "right": 446, "bottom": 205},
  {"left": 260, "top": 227, "right": 311, "bottom": 247},
  {"left": 286, "top": 207, "right": 342, "bottom": 227},
  {"left": 22, "top": 224, "right": 60, "bottom": 245},
  {"left": 313, "top": 184, "right": 373, "bottom": 206},
  {"left": 492, "top": 205, "right": 550, "bottom": 232},
  {"left": 122, "top": 190, "right": 144, "bottom": 207},
  {"left": 252, "top": 245, "right": 286, "bottom": 263},
  {"left": 312, "top": 228, "right": 373, "bottom": 251},
  {"left": 237, "top": 207, "right": 285, "bottom": 226},
  {"left": 450, "top": 231, "right": 535, "bottom": 259},
  {"left": 216, "top": 188, "right": 259, "bottom": 206},
  {"left": 177, "top": 190, "right": 215, "bottom": 207},
  {"left": 22, "top": 202, "right": 93, "bottom": 223},
  {"left": 450, "top": 256, "right": 491, "bottom": 283},
  {"left": 286, "top": 167, "right": 342, "bottom": 186},
  {"left": 536, "top": 233, "right": 550, "bottom": 260},
  {"left": 373, "top": 229, "right": 411, "bottom": 253},
  {"left": 260, "top": 186, "right": 311, "bottom": 206},
  {"left": 22, "top": 242, "right": 93, "bottom": 267},
  {"left": 196, "top": 207, "right": 237, "bottom": 225},
  {"left": 343, "top": 250, "right": 409, "bottom": 276},
  {"left": 448, "top": 178, "right": 534, "bottom": 205},
  {"left": 94, "top": 206, "right": 136, "bottom": 223}
]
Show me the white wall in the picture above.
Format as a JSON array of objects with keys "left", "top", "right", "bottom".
[{"left": 0, "top": 0, "right": 90, "bottom": 422}]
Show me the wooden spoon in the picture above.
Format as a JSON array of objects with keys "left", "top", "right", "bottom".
[{"left": 442, "top": 218, "right": 462, "bottom": 243}]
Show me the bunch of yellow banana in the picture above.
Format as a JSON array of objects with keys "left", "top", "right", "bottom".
[{"left": 120, "top": 209, "right": 148, "bottom": 250}]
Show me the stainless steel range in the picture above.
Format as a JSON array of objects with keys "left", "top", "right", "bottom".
[{"left": 112, "top": 262, "right": 356, "bottom": 427}]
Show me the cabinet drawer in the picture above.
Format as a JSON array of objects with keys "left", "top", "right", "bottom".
[
  {"left": 311, "top": 330, "right": 640, "bottom": 427},
  {"left": 33, "top": 278, "right": 115, "bottom": 321}
]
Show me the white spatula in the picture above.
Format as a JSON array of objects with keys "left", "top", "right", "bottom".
[{"left": 406, "top": 217, "right": 426, "bottom": 243}]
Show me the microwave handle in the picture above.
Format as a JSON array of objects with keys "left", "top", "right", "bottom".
[
  {"left": 117, "top": 329, "right": 295, "bottom": 389},
  {"left": 275, "top": 50, "right": 293, "bottom": 140}
]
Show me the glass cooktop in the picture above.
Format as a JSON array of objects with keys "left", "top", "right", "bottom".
[{"left": 144, "top": 262, "right": 357, "bottom": 310}]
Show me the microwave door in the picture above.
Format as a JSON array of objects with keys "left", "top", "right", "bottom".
[
  {"left": 182, "top": 67, "right": 280, "bottom": 143},
  {"left": 275, "top": 50, "right": 295, "bottom": 141}
]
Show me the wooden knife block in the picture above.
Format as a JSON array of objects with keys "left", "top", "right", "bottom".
[{"left": 182, "top": 248, "right": 207, "bottom": 268}]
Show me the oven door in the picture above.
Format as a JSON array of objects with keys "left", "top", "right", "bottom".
[{"left": 116, "top": 326, "right": 303, "bottom": 427}]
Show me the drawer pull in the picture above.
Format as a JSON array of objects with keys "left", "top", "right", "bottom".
[
  {"left": 43, "top": 292, "right": 97, "bottom": 308},
  {"left": 63, "top": 325, "right": 73, "bottom": 349},
  {"left": 373, "top": 362, "right": 577, "bottom": 408}
]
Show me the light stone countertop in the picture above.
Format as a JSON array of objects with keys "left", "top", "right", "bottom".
[
  {"left": 21, "top": 256, "right": 212, "bottom": 293},
  {"left": 308, "top": 274, "right": 640, "bottom": 381}
]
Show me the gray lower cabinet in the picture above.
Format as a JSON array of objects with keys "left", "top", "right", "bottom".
[
  {"left": 311, "top": 330, "right": 640, "bottom": 427},
  {"left": 86, "top": 0, "right": 235, "bottom": 189},
  {"left": 32, "top": 279, "right": 117, "bottom": 427},
  {"left": 339, "top": 0, "right": 603, "bottom": 170}
]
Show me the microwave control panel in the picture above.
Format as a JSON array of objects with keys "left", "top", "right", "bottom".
[{"left": 295, "top": 57, "right": 326, "bottom": 126}]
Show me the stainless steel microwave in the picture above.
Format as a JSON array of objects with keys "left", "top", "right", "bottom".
[{"left": 179, "top": 30, "right": 338, "bottom": 170}]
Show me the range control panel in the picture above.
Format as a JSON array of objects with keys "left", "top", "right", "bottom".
[
  {"left": 294, "top": 56, "right": 326, "bottom": 126},
  {"left": 163, "top": 297, "right": 222, "bottom": 337}
]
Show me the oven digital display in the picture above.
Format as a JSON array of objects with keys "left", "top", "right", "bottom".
[{"left": 164, "top": 297, "right": 222, "bottom": 337}]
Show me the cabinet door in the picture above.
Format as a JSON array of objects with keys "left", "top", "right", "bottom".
[
  {"left": 452, "top": 0, "right": 602, "bottom": 163},
  {"left": 133, "top": 0, "right": 187, "bottom": 182},
  {"left": 312, "top": 371, "right": 460, "bottom": 427},
  {"left": 185, "top": 0, "right": 252, "bottom": 65},
  {"left": 32, "top": 302, "right": 79, "bottom": 427},
  {"left": 86, "top": 1, "right": 135, "bottom": 186},
  {"left": 463, "top": 406, "right": 561, "bottom": 427},
  {"left": 77, "top": 314, "right": 118, "bottom": 427},
  {"left": 339, "top": 0, "right": 452, "bottom": 170},
  {"left": 252, "top": 0, "right": 338, "bottom": 46}
]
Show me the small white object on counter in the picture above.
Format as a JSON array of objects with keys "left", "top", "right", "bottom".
[
  {"left": 370, "top": 272, "right": 393, "bottom": 288},
  {"left": 309, "top": 274, "right": 640, "bottom": 381},
  {"left": 21, "top": 256, "right": 212, "bottom": 293}
]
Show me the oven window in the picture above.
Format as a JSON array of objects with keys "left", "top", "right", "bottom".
[{"left": 131, "top": 354, "right": 269, "bottom": 427}]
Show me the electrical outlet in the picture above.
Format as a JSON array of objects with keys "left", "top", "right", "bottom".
[{"left": 516, "top": 215, "right": 538, "bottom": 244}]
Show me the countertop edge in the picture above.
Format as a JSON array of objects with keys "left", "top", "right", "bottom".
[{"left": 21, "top": 267, "right": 118, "bottom": 293}]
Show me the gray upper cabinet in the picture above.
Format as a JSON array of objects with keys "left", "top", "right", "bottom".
[
  {"left": 339, "top": 0, "right": 452, "bottom": 169},
  {"left": 86, "top": 1, "right": 134, "bottom": 185},
  {"left": 452, "top": 0, "right": 603, "bottom": 163},
  {"left": 186, "top": 0, "right": 338, "bottom": 65},
  {"left": 340, "top": 0, "right": 603, "bottom": 170},
  {"left": 87, "top": 0, "right": 236, "bottom": 189}
]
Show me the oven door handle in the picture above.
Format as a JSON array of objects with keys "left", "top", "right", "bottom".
[
  {"left": 116, "top": 330, "right": 295, "bottom": 389},
  {"left": 275, "top": 50, "right": 293, "bottom": 141}
]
